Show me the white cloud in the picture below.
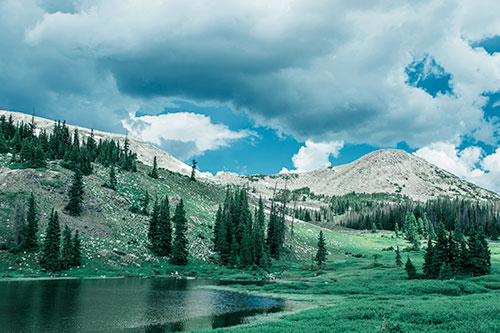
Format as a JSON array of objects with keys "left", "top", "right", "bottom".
[
  {"left": 122, "top": 111, "right": 254, "bottom": 160},
  {"left": 291, "top": 140, "right": 344, "bottom": 173},
  {"left": 5, "top": 0, "right": 498, "bottom": 149},
  {"left": 414, "top": 142, "right": 500, "bottom": 193}
]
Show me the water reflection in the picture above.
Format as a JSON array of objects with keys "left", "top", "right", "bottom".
[{"left": 0, "top": 278, "right": 284, "bottom": 333}]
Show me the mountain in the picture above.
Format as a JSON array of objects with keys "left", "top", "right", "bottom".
[
  {"left": 0, "top": 110, "right": 211, "bottom": 180},
  {"left": 1, "top": 110, "right": 497, "bottom": 202},
  {"left": 215, "top": 149, "right": 499, "bottom": 202}
]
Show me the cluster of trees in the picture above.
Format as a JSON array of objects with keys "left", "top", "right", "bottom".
[
  {"left": 0, "top": 115, "right": 137, "bottom": 173},
  {"left": 41, "top": 210, "right": 81, "bottom": 272},
  {"left": 402, "top": 222, "right": 491, "bottom": 279},
  {"left": 148, "top": 197, "right": 189, "bottom": 265},
  {"left": 10, "top": 192, "right": 82, "bottom": 273},
  {"left": 422, "top": 222, "right": 491, "bottom": 279},
  {"left": 340, "top": 196, "right": 500, "bottom": 239},
  {"left": 213, "top": 189, "right": 269, "bottom": 268},
  {"left": 12, "top": 193, "right": 39, "bottom": 252},
  {"left": 396, "top": 212, "right": 436, "bottom": 250}
]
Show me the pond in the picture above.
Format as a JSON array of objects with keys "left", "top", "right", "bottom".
[{"left": 0, "top": 278, "right": 285, "bottom": 332}]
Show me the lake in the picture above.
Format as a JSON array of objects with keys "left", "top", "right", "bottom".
[{"left": 0, "top": 278, "right": 285, "bottom": 332}]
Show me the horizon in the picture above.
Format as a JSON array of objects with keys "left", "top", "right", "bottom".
[{"left": 0, "top": 1, "right": 499, "bottom": 192}]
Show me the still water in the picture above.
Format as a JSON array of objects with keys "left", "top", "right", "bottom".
[{"left": 0, "top": 278, "right": 285, "bottom": 332}]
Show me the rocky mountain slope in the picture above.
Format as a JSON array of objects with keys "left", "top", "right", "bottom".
[
  {"left": 2, "top": 110, "right": 497, "bottom": 202},
  {"left": 215, "top": 149, "right": 499, "bottom": 202},
  {"left": 0, "top": 110, "right": 211, "bottom": 179}
]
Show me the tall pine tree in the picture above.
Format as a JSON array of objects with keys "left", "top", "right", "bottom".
[
  {"left": 65, "top": 169, "right": 84, "bottom": 216},
  {"left": 41, "top": 210, "right": 61, "bottom": 272},
  {"left": 171, "top": 199, "right": 189, "bottom": 265},
  {"left": 315, "top": 231, "right": 327, "bottom": 268}
]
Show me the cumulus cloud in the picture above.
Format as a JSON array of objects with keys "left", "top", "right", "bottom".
[
  {"left": 122, "top": 111, "right": 254, "bottom": 160},
  {"left": 290, "top": 140, "right": 344, "bottom": 173},
  {"left": 0, "top": 1, "right": 500, "bottom": 155},
  {"left": 414, "top": 142, "right": 500, "bottom": 193}
]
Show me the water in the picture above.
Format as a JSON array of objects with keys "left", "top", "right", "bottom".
[{"left": 0, "top": 278, "right": 285, "bottom": 332}]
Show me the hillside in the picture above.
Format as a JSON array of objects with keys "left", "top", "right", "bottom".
[{"left": 216, "top": 149, "right": 499, "bottom": 202}]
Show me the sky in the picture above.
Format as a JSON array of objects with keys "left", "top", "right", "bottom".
[{"left": 1, "top": 1, "right": 500, "bottom": 191}]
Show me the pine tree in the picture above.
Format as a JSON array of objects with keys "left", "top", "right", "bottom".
[
  {"left": 395, "top": 246, "right": 402, "bottom": 269},
  {"left": 190, "top": 159, "right": 197, "bottom": 181},
  {"left": 171, "top": 199, "right": 189, "bottom": 265},
  {"left": 229, "top": 234, "right": 239, "bottom": 268},
  {"left": 315, "top": 231, "right": 327, "bottom": 268},
  {"left": 61, "top": 225, "right": 73, "bottom": 270},
  {"left": 72, "top": 230, "right": 82, "bottom": 266},
  {"left": 156, "top": 196, "right": 172, "bottom": 256},
  {"left": 394, "top": 222, "right": 400, "bottom": 238},
  {"left": 141, "top": 191, "right": 150, "bottom": 216},
  {"left": 405, "top": 255, "right": 418, "bottom": 279},
  {"left": 0, "top": 126, "right": 8, "bottom": 153},
  {"left": 253, "top": 198, "right": 266, "bottom": 268},
  {"left": 149, "top": 156, "right": 158, "bottom": 179},
  {"left": 267, "top": 206, "right": 281, "bottom": 260},
  {"left": 41, "top": 210, "right": 61, "bottom": 272},
  {"left": 65, "top": 169, "right": 84, "bottom": 216},
  {"left": 213, "top": 206, "right": 223, "bottom": 252},
  {"left": 23, "top": 192, "right": 38, "bottom": 250},
  {"left": 423, "top": 237, "right": 437, "bottom": 278},
  {"left": 148, "top": 200, "right": 160, "bottom": 252},
  {"left": 371, "top": 222, "right": 377, "bottom": 233},
  {"left": 106, "top": 166, "right": 117, "bottom": 190}
]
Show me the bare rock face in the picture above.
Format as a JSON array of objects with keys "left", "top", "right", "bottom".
[{"left": 215, "top": 149, "right": 499, "bottom": 201}]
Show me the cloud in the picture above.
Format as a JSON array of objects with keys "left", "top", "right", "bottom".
[
  {"left": 414, "top": 142, "right": 500, "bottom": 193},
  {"left": 0, "top": 1, "right": 499, "bottom": 152},
  {"left": 122, "top": 111, "right": 254, "bottom": 160},
  {"left": 290, "top": 140, "right": 344, "bottom": 173}
]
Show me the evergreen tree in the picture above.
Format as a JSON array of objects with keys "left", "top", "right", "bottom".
[
  {"left": 190, "top": 159, "right": 197, "bottom": 181},
  {"left": 394, "top": 222, "right": 400, "bottom": 238},
  {"left": 371, "top": 221, "right": 377, "bottom": 233},
  {"left": 438, "top": 263, "right": 454, "bottom": 280},
  {"left": 315, "top": 231, "right": 327, "bottom": 268},
  {"left": 171, "top": 199, "right": 189, "bottom": 265},
  {"left": 156, "top": 196, "right": 172, "bottom": 256},
  {"left": 141, "top": 191, "right": 150, "bottom": 216},
  {"left": 229, "top": 234, "right": 239, "bottom": 268},
  {"left": 41, "top": 210, "right": 61, "bottom": 272},
  {"left": 149, "top": 156, "right": 159, "bottom": 179},
  {"left": 253, "top": 198, "right": 266, "bottom": 268},
  {"left": 0, "top": 126, "right": 8, "bottom": 153},
  {"left": 23, "top": 192, "right": 38, "bottom": 250},
  {"left": 106, "top": 166, "right": 117, "bottom": 190},
  {"left": 72, "top": 230, "right": 82, "bottom": 266},
  {"left": 148, "top": 200, "right": 160, "bottom": 251},
  {"left": 405, "top": 255, "right": 418, "bottom": 279},
  {"left": 65, "top": 169, "right": 84, "bottom": 216},
  {"left": 213, "top": 205, "right": 223, "bottom": 252},
  {"left": 61, "top": 225, "right": 73, "bottom": 270},
  {"left": 395, "top": 246, "right": 402, "bottom": 269},
  {"left": 423, "top": 237, "right": 437, "bottom": 278},
  {"left": 267, "top": 206, "right": 281, "bottom": 260}
]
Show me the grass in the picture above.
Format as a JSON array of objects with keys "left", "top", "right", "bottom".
[{"left": 1, "top": 158, "right": 500, "bottom": 332}]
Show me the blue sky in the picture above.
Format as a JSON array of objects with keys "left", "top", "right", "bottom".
[{"left": 1, "top": 1, "right": 500, "bottom": 191}]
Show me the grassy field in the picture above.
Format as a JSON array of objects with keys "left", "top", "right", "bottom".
[{"left": 1, "top": 158, "right": 499, "bottom": 332}]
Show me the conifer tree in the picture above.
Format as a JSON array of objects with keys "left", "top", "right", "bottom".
[
  {"left": 394, "top": 222, "right": 400, "bottom": 238},
  {"left": 65, "top": 169, "right": 84, "bottom": 216},
  {"left": 267, "top": 206, "right": 281, "bottom": 260},
  {"left": 229, "top": 234, "right": 239, "bottom": 268},
  {"left": 61, "top": 225, "right": 73, "bottom": 270},
  {"left": 72, "top": 230, "right": 82, "bottom": 266},
  {"left": 405, "top": 255, "right": 418, "bottom": 279},
  {"left": 315, "top": 231, "right": 327, "bottom": 268},
  {"left": 171, "top": 199, "right": 189, "bottom": 265},
  {"left": 190, "top": 159, "right": 197, "bottom": 181},
  {"left": 395, "top": 246, "right": 402, "bottom": 269},
  {"left": 149, "top": 156, "right": 158, "bottom": 179},
  {"left": 253, "top": 198, "right": 266, "bottom": 268},
  {"left": 106, "top": 166, "right": 117, "bottom": 190},
  {"left": 148, "top": 200, "right": 160, "bottom": 251},
  {"left": 156, "top": 196, "right": 172, "bottom": 256},
  {"left": 423, "top": 237, "right": 437, "bottom": 278},
  {"left": 0, "top": 126, "right": 8, "bottom": 153},
  {"left": 213, "top": 205, "right": 223, "bottom": 252},
  {"left": 41, "top": 210, "right": 61, "bottom": 272},
  {"left": 141, "top": 191, "right": 150, "bottom": 216},
  {"left": 23, "top": 192, "right": 38, "bottom": 250}
]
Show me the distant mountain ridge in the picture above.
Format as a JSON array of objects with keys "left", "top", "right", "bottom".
[{"left": 2, "top": 110, "right": 497, "bottom": 201}]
